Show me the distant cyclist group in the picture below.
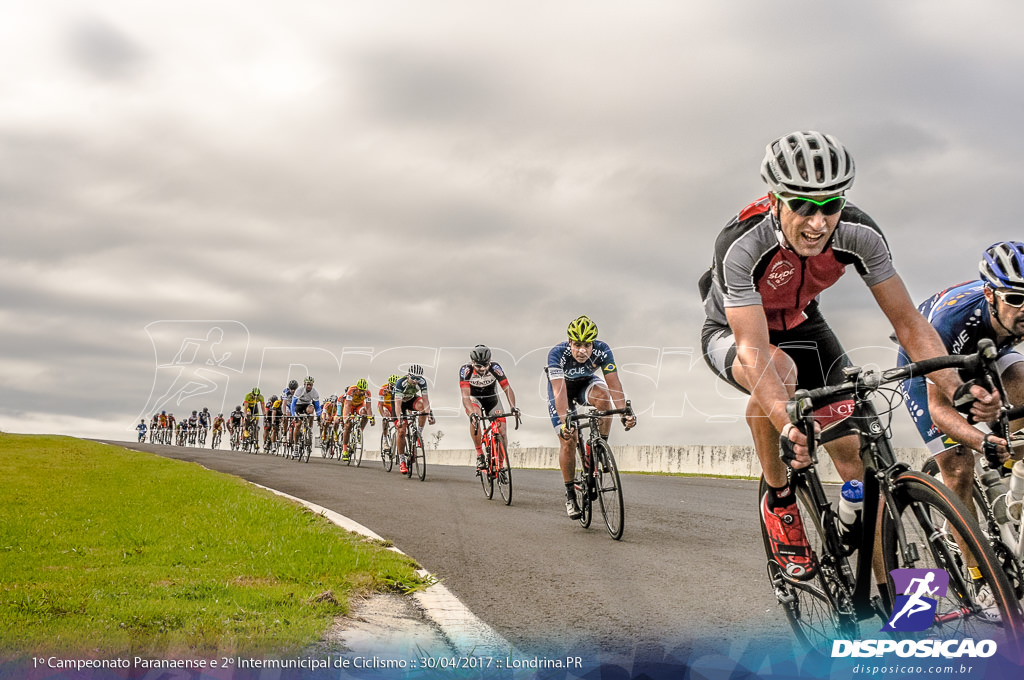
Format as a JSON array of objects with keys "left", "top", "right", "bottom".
[{"left": 138, "top": 315, "right": 637, "bottom": 525}]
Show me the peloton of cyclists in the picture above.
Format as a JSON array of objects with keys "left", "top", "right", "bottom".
[
  {"left": 459, "top": 345, "right": 519, "bottom": 472},
  {"left": 547, "top": 316, "right": 636, "bottom": 520}
]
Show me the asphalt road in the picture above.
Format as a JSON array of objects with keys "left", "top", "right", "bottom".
[{"left": 108, "top": 439, "right": 798, "bottom": 659}]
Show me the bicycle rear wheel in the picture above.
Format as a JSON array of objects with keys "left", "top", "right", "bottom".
[
  {"left": 758, "top": 476, "right": 859, "bottom": 649},
  {"left": 494, "top": 434, "right": 512, "bottom": 506},
  {"left": 881, "top": 470, "right": 1023, "bottom": 650},
  {"left": 593, "top": 439, "right": 623, "bottom": 539},
  {"left": 480, "top": 439, "right": 495, "bottom": 499}
]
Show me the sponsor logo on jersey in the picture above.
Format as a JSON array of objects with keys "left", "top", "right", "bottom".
[{"left": 766, "top": 260, "right": 796, "bottom": 290}]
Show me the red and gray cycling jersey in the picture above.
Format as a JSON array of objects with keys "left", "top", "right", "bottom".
[{"left": 700, "top": 196, "right": 897, "bottom": 331}]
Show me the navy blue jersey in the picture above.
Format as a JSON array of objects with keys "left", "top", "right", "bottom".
[
  {"left": 903, "top": 281, "right": 1018, "bottom": 359},
  {"left": 546, "top": 340, "right": 617, "bottom": 382}
]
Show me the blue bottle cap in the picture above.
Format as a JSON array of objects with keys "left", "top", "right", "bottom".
[{"left": 841, "top": 479, "right": 864, "bottom": 502}]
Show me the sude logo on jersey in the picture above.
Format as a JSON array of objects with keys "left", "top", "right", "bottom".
[{"left": 882, "top": 569, "right": 947, "bottom": 632}]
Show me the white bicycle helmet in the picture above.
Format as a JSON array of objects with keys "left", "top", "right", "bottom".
[{"left": 761, "top": 131, "right": 855, "bottom": 197}]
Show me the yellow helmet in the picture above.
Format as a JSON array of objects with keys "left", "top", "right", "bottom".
[
  {"left": 356, "top": 378, "right": 368, "bottom": 390},
  {"left": 567, "top": 315, "right": 598, "bottom": 343}
]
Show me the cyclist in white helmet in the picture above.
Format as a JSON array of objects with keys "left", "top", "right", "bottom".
[
  {"left": 393, "top": 365, "right": 434, "bottom": 474},
  {"left": 699, "top": 131, "right": 1001, "bottom": 583}
]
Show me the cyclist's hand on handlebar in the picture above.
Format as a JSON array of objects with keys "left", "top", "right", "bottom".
[
  {"left": 779, "top": 421, "right": 820, "bottom": 470},
  {"left": 953, "top": 380, "right": 1002, "bottom": 423},
  {"left": 428, "top": 413, "right": 436, "bottom": 426},
  {"left": 559, "top": 422, "right": 575, "bottom": 441},
  {"left": 622, "top": 414, "right": 637, "bottom": 431}
]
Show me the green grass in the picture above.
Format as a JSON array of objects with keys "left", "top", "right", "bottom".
[{"left": 0, "top": 433, "right": 426, "bottom": 658}]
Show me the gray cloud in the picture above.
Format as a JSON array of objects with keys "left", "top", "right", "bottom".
[
  {"left": 65, "top": 15, "right": 147, "bottom": 80},
  {"left": 3, "top": 2, "right": 1024, "bottom": 448}
]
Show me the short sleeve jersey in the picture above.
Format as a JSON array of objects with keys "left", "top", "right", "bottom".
[
  {"left": 345, "top": 385, "right": 371, "bottom": 407},
  {"left": 546, "top": 341, "right": 618, "bottom": 382},
  {"left": 459, "top": 362, "right": 510, "bottom": 397},
  {"left": 701, "top": 196, "right": 897, "bottom": 332},
  {"left": 394, "top": 376, "right": 429, "bottom": 402}
]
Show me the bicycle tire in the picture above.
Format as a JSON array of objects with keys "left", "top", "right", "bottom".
[
  {"left": 593, "top": 439, "right": 623, "bottom": 539},
  {"left": 881, "top": 470, "right": 1024, "bottom": 650},
  {"left": 480, "top": 438, "right": 495, "bottom": 499},
  {"left": 415, "top": 433, "right": 426, "bottom": 481},
  {"left": 921, "top": 455, "right": 1024, "bottom": 600},
  {"left": 495, "top": 434, "right": 512, "bottom": 506},
  {"left": 381, "top": 427, "right": 394, "bottom": 472},
  {"left": 758, "top": 475, "right": 859, "bottom": 649},
  {"left": 353, "top": 427, "right": 364, "bottom": 467}
]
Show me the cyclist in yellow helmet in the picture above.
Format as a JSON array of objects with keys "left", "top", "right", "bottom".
[{"left": 546, "top": 315, "right": 636, "bottom": 519}]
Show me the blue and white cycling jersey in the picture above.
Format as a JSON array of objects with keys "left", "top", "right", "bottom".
[
  {"left": 900, "top": 281, "right": 1020, "bottom": 365},
  {"left": 899, "top": 280, "right": 1024, "bottom": 453},
  {"left": 546, "top": 340, "right": 618, "bottom": 382}
]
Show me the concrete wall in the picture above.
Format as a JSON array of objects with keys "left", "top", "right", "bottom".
[{"left": 415, "top": 444, "right": 932, "bottom": 484}]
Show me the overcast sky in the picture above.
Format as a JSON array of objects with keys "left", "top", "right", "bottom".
[{"left": 3, "top": 1, "right": 1023, "bottom": 449}]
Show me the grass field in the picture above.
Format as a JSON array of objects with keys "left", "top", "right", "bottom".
[{"left": 0, "top": 433, "right": 426, "bottom": 658}]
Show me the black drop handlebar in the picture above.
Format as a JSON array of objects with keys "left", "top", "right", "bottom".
[{"left": 786, "top": 338, "right": 999, "bottom": 425}]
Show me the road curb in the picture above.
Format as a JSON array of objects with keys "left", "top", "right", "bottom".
[{"left": 254, "top": 483, "right": 513, "bottom": 658}]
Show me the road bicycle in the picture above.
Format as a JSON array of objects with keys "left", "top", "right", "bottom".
[
  {"left": 567, "top": 401, "right": 635, "bottom": 540},
  {"left": 229, "top": 426, "right": 241, "bottom": 451},
  {"left": 342, "top": 413, "right": 368, "bottom": 467},
  {"left": 240, "top": 416, "right": 261, "bottom": 454},
  {"left": 397, "top": 412, "right": 428, "bottom": 481},
  {"left": 380, "top": 417, "right": 397, "bottom": 471},
  {"left": 320, "top": 418, "right": 337, "bottom": 459},
  {"left": 175, "top": 426, "right": 187, "bottom": 447},
  {"left": 764, "top": 340, "right": 1024, "bottom": 652},
  {"left": 197, "top": 425, "right": 208, "bottom": 447},
  {"left": 292, "top": 413, "right": 314, "bottom": 462},
  {"left": 473, "top": 410, "right": 521, "bottom": 505},
  {"left": 211, "top": 427, "right": 223, "bottom": 450}
]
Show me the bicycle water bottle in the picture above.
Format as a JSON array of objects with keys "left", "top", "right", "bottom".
[
  {"left": 837, "top": 480, "right": 864, "bottom": 534},
  {"left": 980, "top": 468, "right": 1010, "bottom": 525},
  {"left": 1008, "top": 459, "right": 1024, "bottom": 521}
]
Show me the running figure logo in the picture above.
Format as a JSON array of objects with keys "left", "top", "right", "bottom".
[{"left": 881, "top": 569, "right": 948, "bottom": 632}]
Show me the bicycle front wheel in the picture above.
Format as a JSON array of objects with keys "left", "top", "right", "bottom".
[
  {"left": 381, "top": 428, "right": 394, "bottom": 472},
  {"left": 758, "top": 476, "right": 858, "bottom": 649},
  {"left": 881, "top": 470, "right": 1023, "bottom": 650},
  {"left": 593, "top": 439, "right": 623, "bottom": 539},
  {"left": 353, "top": 428, "right": 364, "bottom": 467},
  {"left": 494, "top": 434, "right": 512, "bottom": 506},
  {"left": 414, "top": 434, "right": 426, "bottom": 481},
  {"left": 480, "top": 440, "right": 494, "bottom": 499}
]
